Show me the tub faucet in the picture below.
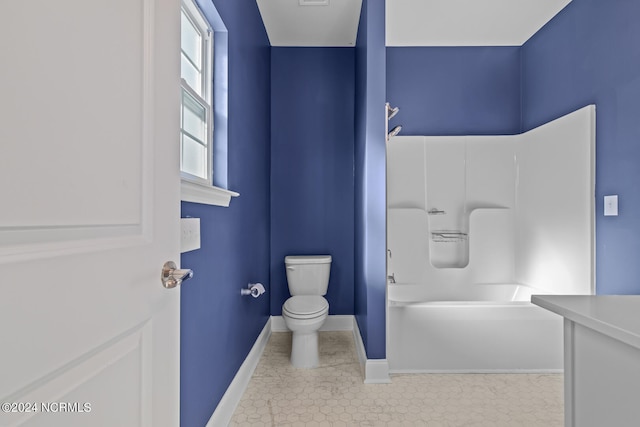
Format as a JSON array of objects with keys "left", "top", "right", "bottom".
[{"left": 388, "top": 273, "right": 396, "bottom": 284}]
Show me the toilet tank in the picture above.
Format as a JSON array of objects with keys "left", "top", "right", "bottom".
[{"left": 285, "top": 255, "right": 332, "bottom": 296}]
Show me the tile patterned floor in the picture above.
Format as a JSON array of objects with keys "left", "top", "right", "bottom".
[{"left": 230, "top": 331, "right": 564, "bottom": 427}]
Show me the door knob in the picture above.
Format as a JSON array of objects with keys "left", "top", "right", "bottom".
[{"left": 161, "top": 261, "right": 193, "bottom": 289}]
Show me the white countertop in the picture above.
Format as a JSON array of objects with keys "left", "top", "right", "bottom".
[{"left": 531, "top": 295, "right": 640, "bottom": 350}]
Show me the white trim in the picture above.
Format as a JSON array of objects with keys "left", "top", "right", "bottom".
[
  {"left": 206, "top": 318, "right": 272, "bottom": 427},
  {"left": 182, "top": 0, "right": 213, "bottom": 37},
  {"left": 181, "top": 0, "right": 216, "bottom": 187},
  {"left": 180, "top": 85, "right": 212, "bottom": 187},
  {"left": 209, "top": 314, "right": 391, "bottom": 426},
  {"left": 270, "top": 314, "right": 355, "bottom": 332},
  {"left": 352, "top": 316, "right": 368, "bottom": 377},
  {"left": 364, "top": 360, "right": 392, "bottom": 384},
  {"left": 181, "top": 180, "right": 239, "bottom": 207},
  {"left": 273, "top": 315, "right": 391, "bottom": 383},
  {"left": 322, "top": 315, "right": 354, "bottom": 331},
  {"left": 270, "top": 315, "right": 288, "bottom": 332},
  {"left": 352, "top": 317, "right": 391, "bottom": 383},
  {"left": 388, "top": 368, "right": 564, "bottom": 374},
  {"left": 353, "top": 316, "right": 367, "bottom": 379}
]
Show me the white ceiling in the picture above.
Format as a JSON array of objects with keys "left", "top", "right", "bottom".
[
  {"left": 257, "top": 0, "right": 572, "bottom": 47},
  {"left": 256, "top": 0, "right": 363, "bottom": 47},
  {"left": 387, "top": 0, "right": 572, "bottom": 46}
]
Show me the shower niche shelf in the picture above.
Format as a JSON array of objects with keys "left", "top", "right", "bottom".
[
  {"left": 431, "top": 231, "right": 468, "bottom": 243},
  {"left": 429, "top": 229, "right": 469, "bottom": 268}
]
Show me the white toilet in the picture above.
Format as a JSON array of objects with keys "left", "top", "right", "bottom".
[{"left": 282, "top": 255, "right": 331, "bottom": 368}]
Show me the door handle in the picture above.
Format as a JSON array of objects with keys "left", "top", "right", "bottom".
[{"left": 161, "top": 261, "right": 193, "bottom": 289}]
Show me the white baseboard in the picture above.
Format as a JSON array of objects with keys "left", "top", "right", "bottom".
[
  {"left": 352, "top": 317, "right": 391, "bottom": 384},
  {"left": 364, "top": 359, "right": 391, "bottom": 384},
  {"left": 388, "top": 368, "right": 564, "bottom": 374},
  {"left": 273, "top": 314, "right": 390, "bottom": 383},
  {"left": 270, "top": 314, "right": 355, "bottom": 332},
  {"left": 270, "top": 315, "right": 288, "bottom": 331},
  {"left": 207, "top": 317, "right": 272, "bottom": 427},
  {"left": 352, "top": 316, "right": 368, "bottom": 376},
  {"left": 208, "top": 314, "right": 391, "bottom": 426}
]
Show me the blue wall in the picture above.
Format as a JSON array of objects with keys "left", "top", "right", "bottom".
[
  {"left": 386, "top": 47, "right": 522, "bottom": 135},
  {"left": 270, "top": 47, "right": 355, "bottom": 316},
  {"left": 180, "top": 0, "right": 270, "bottom": 425},
  {"left": 179, "top": 1, "right": 640, "bottom": 423},
  {"left": 354, "top": 0, "right": 387, "bottom": 360},
  {"left": 522, "top": 0, "right": 640, "bottom": 295}
]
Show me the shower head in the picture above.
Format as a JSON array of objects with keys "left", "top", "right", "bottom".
[
  {"left": 388, "top": 125, "right": 402, "bottom": 138},
  {"left": 387, "top": 104, "right": 399, "bottom": 120}
]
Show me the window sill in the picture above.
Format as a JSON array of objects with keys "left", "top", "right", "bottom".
[{"left": 181, "top": 180, "right": 239, "bottom": 207}]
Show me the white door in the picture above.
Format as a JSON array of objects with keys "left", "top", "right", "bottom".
[{"left": 0, "top": 1, "right": 182, "bottom": 426}]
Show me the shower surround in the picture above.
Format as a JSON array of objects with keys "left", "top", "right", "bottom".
[{"left": 386, "top": 105, "right": 595, "bottom": 372}]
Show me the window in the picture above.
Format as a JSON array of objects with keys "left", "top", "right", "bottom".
[
  {"left": 179, "top": 0, "right": 236, "bottom": 206},
  {"left": 180, "top": 0, "right": 212, "bottom": 185}
]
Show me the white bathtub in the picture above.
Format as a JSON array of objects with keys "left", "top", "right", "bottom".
[{"left": 387, "top": 283, "right": 564, "bottom": 373}]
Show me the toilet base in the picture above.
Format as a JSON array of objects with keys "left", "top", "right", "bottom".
[{"left": 290, "top": 331, "right": 319, "bottom": 368}]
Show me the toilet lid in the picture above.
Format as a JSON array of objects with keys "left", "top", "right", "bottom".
[{"left": 283, "top": 296, "right": 328, "bottom": 317}]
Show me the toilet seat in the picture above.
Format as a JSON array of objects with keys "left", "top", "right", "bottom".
[{"left": 283, "top": 296, "right": 328, "bottom": 319}]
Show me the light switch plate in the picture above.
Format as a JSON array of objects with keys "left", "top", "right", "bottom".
[
  {"left": 604, "top": 195, "right": 618, "bottom": 216},
  {"left": 181, "top": 218, "right": 201, "bottom": 253}
]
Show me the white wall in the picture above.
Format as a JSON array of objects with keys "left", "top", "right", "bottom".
[
  {"left": 387, "top": 105, "right": 595, "bottom": 295},
  {"left": 514, "top": 105, "right": 595, "bottom": 294},
  {"left": 465, "top": 137, "right": 517, "bottom": 283},
  {"left": 388, "top": 136, "right": 517, "bottom": 286},
  {"left": 424, "top": 137, "right": 468, "bottom": 267},
  {"left": 387, "top": 136, "right": 426, "bottom": 209}
]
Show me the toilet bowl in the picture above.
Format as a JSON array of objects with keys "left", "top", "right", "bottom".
[
  {"left": 282, "top": 295, "right": 329, "bottom": 368},
  {"left": 281, "top": 255, "right": 332, "bottom": 368}
]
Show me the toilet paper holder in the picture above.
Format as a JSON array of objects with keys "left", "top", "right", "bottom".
[{"left": 241, "top": 283, "right": 266, "bottom": 298}]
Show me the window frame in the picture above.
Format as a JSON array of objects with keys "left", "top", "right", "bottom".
[
  {"left": 180, "top": 0, "right": 213, "bottom": 187},
  {"left": 179, "top": 0, "right": 237, "bottom": 207}
]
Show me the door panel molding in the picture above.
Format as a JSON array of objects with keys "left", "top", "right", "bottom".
[
  {"left": 0, "top": 0, "right": 156, "bottom": 265},
  {"left": 0, "top": 321, "right": 152, "bottom": 427}
]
